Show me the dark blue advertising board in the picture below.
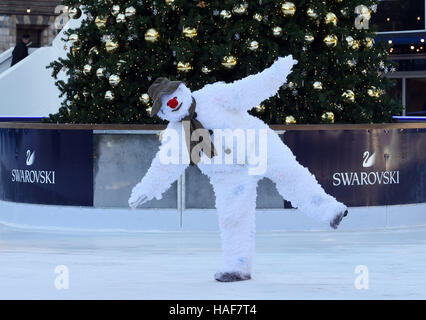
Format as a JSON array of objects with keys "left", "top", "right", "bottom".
[
  {"left": 0, "top": 129, "right": 93, "bottom": 206},
  {"left": 283, "top": 128, "right": 426, "bottom": 207}
]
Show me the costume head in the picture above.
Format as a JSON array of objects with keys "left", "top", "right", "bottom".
[{"left": 148, "top": 77, "right": 193, "bottom": 122}]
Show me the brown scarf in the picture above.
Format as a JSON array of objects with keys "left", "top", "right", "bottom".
[{"left": 182, "top": 97, "right": 217, "bottom": 165}]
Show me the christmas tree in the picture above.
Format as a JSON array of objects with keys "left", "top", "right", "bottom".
[{"left": 47, "top": 0, "right": 402, "bottom": 124}]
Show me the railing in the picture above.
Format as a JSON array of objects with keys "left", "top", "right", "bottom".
[
  {"left": 1, "top": 122, "right": 426, "bottom": 130},
  {"left": 0, "top": 47, "right": 13, "bottom": 74},
  {"left": 393, "top": 116, "right": 426, "bottom": 122}
]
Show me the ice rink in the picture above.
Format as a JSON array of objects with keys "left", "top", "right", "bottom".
[{"left": 0, "top": 223, "right": 426, "bottom": 300}]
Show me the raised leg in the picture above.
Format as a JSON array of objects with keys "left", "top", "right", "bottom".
[{"left": 265, "top": 134, "right": 347, "bottom": 226}]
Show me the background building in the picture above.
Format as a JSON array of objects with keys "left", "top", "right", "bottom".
[
  {"left": 0, "top": 0, "right": 62, "bottom": 53},
  {"left": 373, "top": 0, "right": 426, "bottom": 117}
]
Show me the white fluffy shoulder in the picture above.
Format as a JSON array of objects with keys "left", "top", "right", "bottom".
[
  {"left": 128, "top": 121, "right": 189, "bottom": 204},
  {"left": 196, "top": 55, "right": 297, "bottom": 113}
]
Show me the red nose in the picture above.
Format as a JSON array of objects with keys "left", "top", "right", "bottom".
[{"left": 167, "top": 97, "right": 179, "bottom": 109}]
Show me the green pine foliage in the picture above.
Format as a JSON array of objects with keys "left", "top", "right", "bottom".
[{"left": 46, "top": 0, "right": 402, "bottom": 124}]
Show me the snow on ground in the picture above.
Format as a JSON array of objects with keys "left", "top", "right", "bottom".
[{"left": 0, "top": 223, "right": 426, "bottom": 299}]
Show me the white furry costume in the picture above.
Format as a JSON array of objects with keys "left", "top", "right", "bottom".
[{"left": 129, "top": 56, "right": 347, "bottom": 282}]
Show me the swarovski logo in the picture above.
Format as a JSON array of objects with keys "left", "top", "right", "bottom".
[
  {"left": 11, "top": 148, "right": 56, "bottom": 185},
  {"left": 26, "top": 150, "right": 35, "bottom": 166},
  {"left": 362, "top": 151, "right": 375, "bottom": 168},
  {"left": 332, "top": 150, "right": 400, "bottom": 187}
]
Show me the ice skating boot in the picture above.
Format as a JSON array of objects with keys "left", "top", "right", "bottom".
[
  {"left": 214, "top": 271, "right": 251, "bottom": 282},
  {"left": 330, "top": 210, "right": 348, "bottom": 229}
]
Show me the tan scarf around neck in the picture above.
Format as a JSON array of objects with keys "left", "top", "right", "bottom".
[{"left": 182, "top": 97, "right": 217, "bottom": 165}]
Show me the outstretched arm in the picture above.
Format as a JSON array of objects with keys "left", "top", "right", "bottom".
[
  {"left": 200, "top": 55, "right": 297, "bottom": 112},
  {"left": 128, "top": 122, "right": 189, "bottom": 208}
]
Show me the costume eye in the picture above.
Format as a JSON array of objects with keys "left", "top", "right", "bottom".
[{"left": 167, "top": 97, "right": 179, "bottom": 109}]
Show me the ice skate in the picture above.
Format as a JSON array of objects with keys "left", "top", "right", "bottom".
[
  {"left": 214, "top": 271, "right": 251, "bottom": 282},
  {"left": 330, "top": 210, "right": 348, "bottom": 229}
]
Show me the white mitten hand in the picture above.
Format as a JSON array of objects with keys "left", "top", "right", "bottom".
[
  {"left": 267, "top": 56, "right": 298, "bottom": 88},
  {"left": 128, "top": 193, "right": 151, "bottom": 209},
  {"left": 274, "top": 55, "right": 298, "bottom": 72}
]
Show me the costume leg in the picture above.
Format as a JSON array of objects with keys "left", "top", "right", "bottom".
[
  {"left": 209, "top": 172, "right": 258, "bottom": 281},
  {"left": 265, "top": 133, "right": 347, "bottom": 225}
]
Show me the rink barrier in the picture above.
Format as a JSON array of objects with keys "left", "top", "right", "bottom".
[{"left": 0, "top": 122, "right": 426, "bottom": 231}]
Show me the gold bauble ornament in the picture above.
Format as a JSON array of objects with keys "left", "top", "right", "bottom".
[
  {"left": 71, "top": 46, "right": 80, "bottom": 55},
  {"left": 342, "top": 90, "right": 355, "bottom": 102},
  {"left": 285, "top": 115, "right": 296, "bottom": 124},
  {"left": 254, "top": 104, "right": 266, "bottom": 112},
  {"left": 221, "top": 56, "right": 237, "bottom": 69},
  {"left": 96, "top": 68, "right": 105, "bottom": 78},
  {"left": 111, "top": 5, "right": 120, "bottom": 16},
  {"left": 183, "top": 27, "right": 197, "bottom": 38},
  {"left": 345, "top": 36, "right": 355, "bottom": 47},
  {"left": 220, "top": 10, "right": 232, "bottom": 19},
  {"left": 83, "top": 64, "right": 92, "bottom": 75},
  {"left": 365, "top": 37, "right": 374, "bottom": 48},
  {"left": 351, "top": 40, "right": 360, "bottom": 50},
  {"left": 105, "top": 91, "right": 114, "bottom": 101},
  {"left": 117, "top": 60, "right": 126, "bottom": 68},
  {"left": 313, "top": 81, "right": 323, "bottom": 90},
  {"left": 69, "top": 7, "right": 82, "bottom": 19},
  {"left": 323, "top": 35, "right": 338, "bottom": 47},
  {"left": 233, "top": 4, "right": 246, "bottom": 15},
  {"left": 125, "top": 6, "right": 136, "bottom": 17},
  {"left": 253, "top": 13, "right": 263, "bottom": 21},
  {"left": 95, "top": 16, "right": 107, "bottom": 28},
  {"left": 116, "top": 13, "right": 126, "bottom": 23},
  {"left": 139, "top": 93, "right": 151, "bottom": 105},
  {"left": 367, "top": 86, "right": 380, "bottom": 98},
  {"left": 201, "top": 66, "right": 212, "bottom": 74},
  {"left": 306, "top": 8, "right": 318, "bottom": 19},
  {"left": 68, "top": 34, "right": 79, "bottom": 45},
  {"left": 281, "top": 2, "right": 296, "bottom": 17},
  {"left": 347, "top": 59, "right": 356, "bottom": 67},
  {"left": 325, "top": 12, "right": 338, "bottom": 26},
  {"left": 287, "top": 81, "right": 296, "bottom": 89},
  {"left": 177, "top": 62, "right": 193, "bottom": 72},
  {"left": 304, "top": 34, "right": 314, "bottom": 43},
  {"left": 272, "top": 26, "right": 283, "bottom": 37},
  {"left": 89, "top": 46, "right": 99, "bottom": 55},
  {"left": 145, "top": 28, "right": 160, "bottom": 42},
  {"left": 321, "top": 112, "right": 335, "bottom": 123},
  {"left": 248, "top": 40, "right": 259, "bottom": 51},
  {"left": 109, "top": 74, "right": 121, "bottom": 86},
  {"left": 165, "top": 0, "right": 175, "bottom": 5},
  {"left": 105, "top": 40, "right": 119, "bottom": 52}
]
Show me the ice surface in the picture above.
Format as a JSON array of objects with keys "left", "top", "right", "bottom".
[{"left": 0, "top": 223, "right": 426, "bottom": 299}]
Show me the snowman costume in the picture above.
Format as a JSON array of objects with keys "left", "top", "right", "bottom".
[{"left": 129, "top": 56, "right": 348, "bottom": 282}]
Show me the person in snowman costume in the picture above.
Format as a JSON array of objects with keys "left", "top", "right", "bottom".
[{"left": 129, "top": 55, "right": 348, "bottom": 282}]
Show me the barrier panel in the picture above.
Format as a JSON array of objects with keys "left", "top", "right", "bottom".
[
  {"left": 0, "top": 123, "right": 425, "bottom": 210},
  {"left": 284, "top": 129, "right": 426, "bottom": 207},
  {"left": 0, "top": 128, "right": 93, "bottom": 206}
]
